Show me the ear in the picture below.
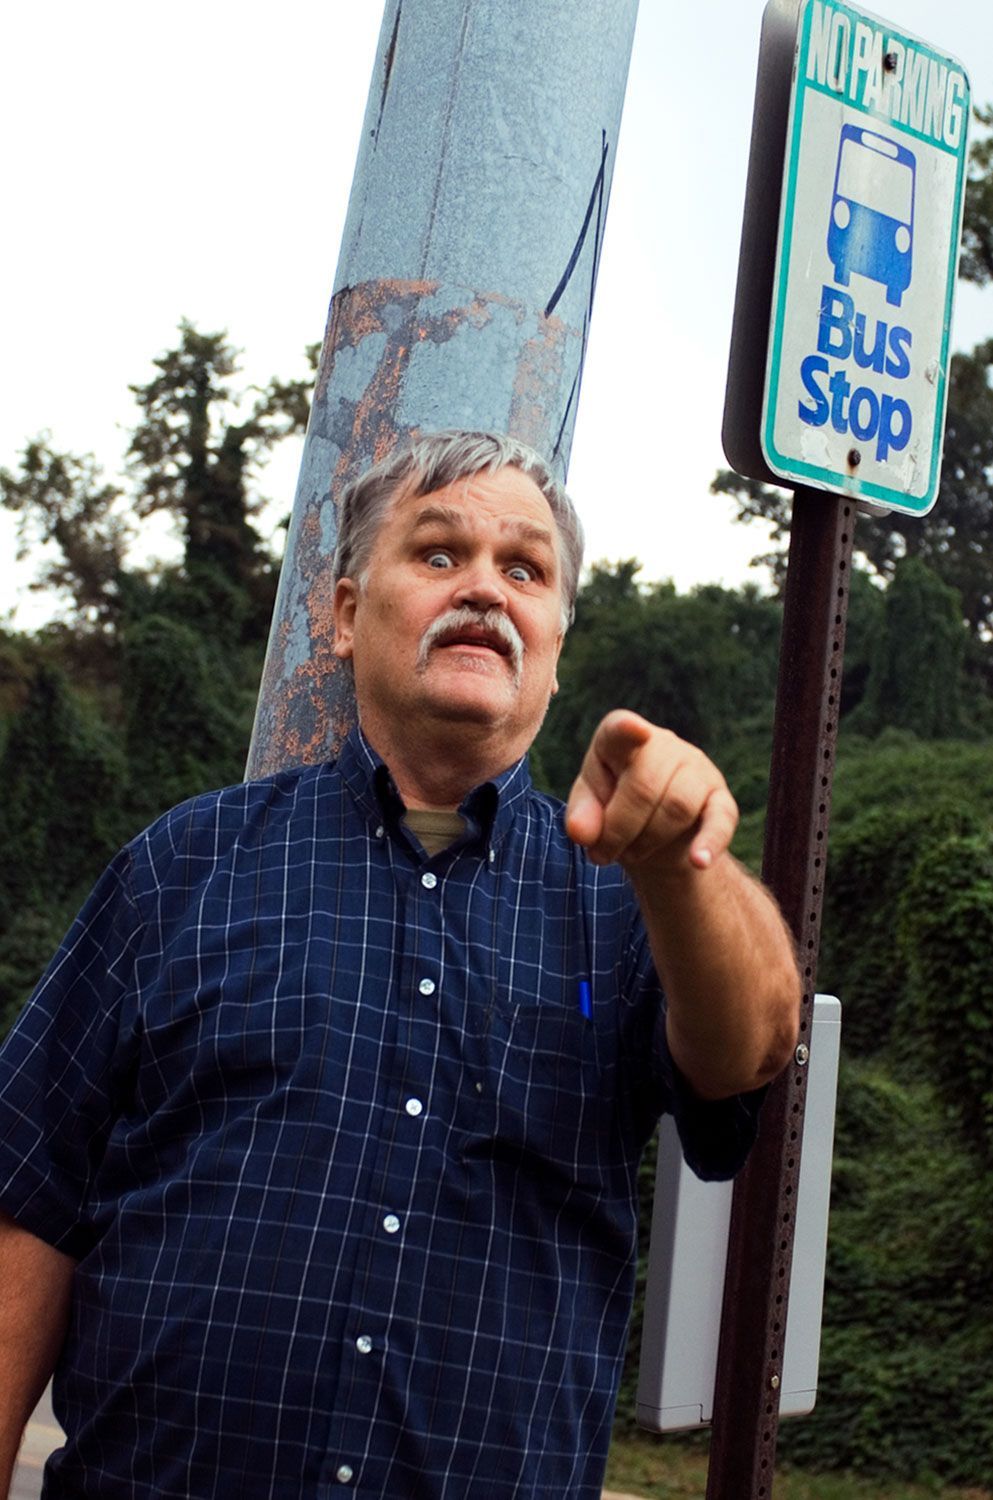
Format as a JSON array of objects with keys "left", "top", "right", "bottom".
[
  {"left": 333, "top": 577, "right": 359, "bottom": 660},
  {"left": 551, "top": 629, "right": 564, "bottom": 697}
]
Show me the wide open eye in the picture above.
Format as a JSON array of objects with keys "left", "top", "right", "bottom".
[
  {"left": 426, "top": 552, "right": 454, "bottom": 569},
  {"left": 506, "top": 564, "right": 535, "bottom": 583}
]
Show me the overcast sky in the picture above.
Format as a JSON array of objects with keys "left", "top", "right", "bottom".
[{"left": 2, "top": 0, "right": 990, "bottom": 628}]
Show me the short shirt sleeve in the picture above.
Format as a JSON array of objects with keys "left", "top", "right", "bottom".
[
  {"left": 619, "top": 904, "right": 767, "bottom": 1182},
  {"left": 0, "top": 847, "right": 143, "bottom": 1258}
]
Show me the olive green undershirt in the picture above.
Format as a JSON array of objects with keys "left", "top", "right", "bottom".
[{"left": 403, "top": 809, "right": 466, "bottom": 857}]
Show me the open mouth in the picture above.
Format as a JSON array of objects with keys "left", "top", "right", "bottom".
[
  {"left": 436, "top": 630, "right": 509, "bottom": 656},
  {"left": 416, "top": 609, "right": 524, "bottom": 687}
]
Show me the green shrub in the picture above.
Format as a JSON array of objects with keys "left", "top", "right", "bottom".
[
  {"left": 778, "top": 1061, "right": 993, "bottom": 1484},
  {"left": 901, "top": 831, "right": 993, "bottom": 1161}
]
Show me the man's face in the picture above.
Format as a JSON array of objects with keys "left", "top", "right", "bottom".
[{"left": 332, "top": 465, "right": 566, "bottom": 768}]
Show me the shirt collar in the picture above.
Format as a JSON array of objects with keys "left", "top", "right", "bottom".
[{"left": 336, "top": 723, "right": 534, "bottom": 853}]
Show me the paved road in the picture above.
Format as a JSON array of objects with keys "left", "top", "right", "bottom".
[
  {"left": 11, "top": 1392, "right": 641, "bottom": 1500},
  {"left": 10, "top": 1389, "right": 60, "bottom": 1500}
]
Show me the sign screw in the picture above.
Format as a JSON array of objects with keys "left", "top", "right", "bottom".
[
  {"left": 795, "top": 1043, "right": 810, "bottom": 1066},
  {"left": 883, "top": 51, "right": 899, "bottom": 72},
  {"left": 847, "top": 448, "right": 861, "bottom": 468},
  {"left": 770, "top": 1373, "right": 781, "bottom": 1390}
]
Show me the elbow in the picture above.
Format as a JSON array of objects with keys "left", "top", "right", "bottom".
[{"left": 755, "top": 964, "right": 803, "bottom": 1086}]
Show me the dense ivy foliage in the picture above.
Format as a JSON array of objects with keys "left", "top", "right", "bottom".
[{"left": 779, "top": 1062, "right": 993, "bottom": 1483}]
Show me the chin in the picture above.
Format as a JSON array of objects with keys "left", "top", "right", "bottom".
[{"left": 430, "top": 685, "right": 514, "bottom": 723}]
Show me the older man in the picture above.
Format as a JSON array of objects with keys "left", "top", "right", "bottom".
[{"left": 0, "top": 431, "right": 799, "bottom": 1499}]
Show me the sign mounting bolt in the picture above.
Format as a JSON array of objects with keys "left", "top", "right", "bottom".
[
  {"left": 883, "top": 51, "right": 899, "bottom": 72},
  {"left": 847, "top": 449, "right": 861, "bottom": 468},
  {"left": 795, "top": 1043, "right": 810, "bottom": 1066}
]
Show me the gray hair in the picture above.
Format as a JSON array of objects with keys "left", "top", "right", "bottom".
[{"left": 333, "top": 430, "right": 585, "bottom": 627}]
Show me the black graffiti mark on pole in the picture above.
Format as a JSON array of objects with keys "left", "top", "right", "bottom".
[
  {"left": 545, "top": 131, "right": 609, "bottom": 319},
  {"left": 373, "top": 3, "right": 403, "bottom": 145},
  {"left": 549, "top": 131, "right": 609, "bottom": 464}
]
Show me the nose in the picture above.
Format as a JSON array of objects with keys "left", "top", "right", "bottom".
[{"left": 452, "top": 561, "right": 508, "bottom": 612}]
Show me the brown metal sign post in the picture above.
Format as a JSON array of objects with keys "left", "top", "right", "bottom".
[{"left": 706, "top": 487, "right": 854, "bottom": 1498}]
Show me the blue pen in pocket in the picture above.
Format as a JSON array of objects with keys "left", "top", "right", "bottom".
[{"left": 573, "top": 842, "right": 593, "bottom": 1021}]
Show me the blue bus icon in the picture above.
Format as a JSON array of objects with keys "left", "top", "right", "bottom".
[{"left": 827, "top": 125, "right": 916, "bottom": 307}]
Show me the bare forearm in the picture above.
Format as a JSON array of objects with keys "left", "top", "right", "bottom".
[
  {"left": 565, "top": 710, "right": 801, "bottom": 1099},
  {"left": 0, "top": 1212, "right": 74, "bottom": 1494},
  {"left": 628, "top": 852, "right": 801, "bottom": 1099}
]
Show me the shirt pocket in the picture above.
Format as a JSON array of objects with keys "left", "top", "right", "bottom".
[{"left": 460, "top": 999, "right": 612, "bottom": 1194}]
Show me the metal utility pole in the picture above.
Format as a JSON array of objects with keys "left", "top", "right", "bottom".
[{"left": 247, "top": 0, "right": 639, "bottom": 779}]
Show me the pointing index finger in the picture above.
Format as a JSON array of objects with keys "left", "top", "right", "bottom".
[{"left": 591, "top": 710, "right": 655, "bottom": 777}]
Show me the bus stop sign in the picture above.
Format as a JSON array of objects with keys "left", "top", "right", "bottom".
[{"left": 760, "top": 0, "right": 969, "bottom": 514}]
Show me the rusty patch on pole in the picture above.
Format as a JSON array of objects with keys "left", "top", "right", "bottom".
[
  {"left": 509, "top": 314, "right": 572, "bottom": 453},
  {"left": 247, "top": 279, "right": 581, "bottom": 779}
]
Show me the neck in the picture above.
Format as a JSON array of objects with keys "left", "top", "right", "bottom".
[{"left": 358, "top": 714, "right": 524, "bottom": 811}]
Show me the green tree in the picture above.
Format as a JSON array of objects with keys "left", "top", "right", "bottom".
[
  {"left": 1, "top": 323, "right": 315, "bottom": 651},
  {"left": 850, "top": 556, "right": 968, "bottom": 738},
  {"left": 0, "top": 439, "right": 131, "bottom": 627},
  {"left": 535, "top": 564, "right": 782, "bottom": 803},
  {"left": 817, "top": 796, "right": 981, "bottom": 1061},
  {"left": 0, "top": 663, "right": 126, "bottom": 1029},
  {"left": 902, "top": 830, "right": 993, "bottom": 1161},
  {"left": 961, "top": 103, "right": 993, "bottom": 284},
  {"left": 812, "top": 735, "right": 993, "bottom": 1065},
  {"left": 126, "top": 321, "right": 313, "bottom": 644},
  {"left": 779, "top": 1059, "right": 993, "bottom": 1484},
  {"left": 120, "top": 614, "right": 252, "bottom": 825}
]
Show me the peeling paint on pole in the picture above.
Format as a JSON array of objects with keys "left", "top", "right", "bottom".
[{"left": 247, "top": 0, "right": 639, "bottom": 777}]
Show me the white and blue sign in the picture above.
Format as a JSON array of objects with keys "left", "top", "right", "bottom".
[{"left": 762, "top": 0, "right": 970, "bottom": 514}]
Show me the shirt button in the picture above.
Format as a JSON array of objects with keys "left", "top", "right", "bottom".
[
  {"left": 405, "top": 1097, "right": 423, "bottom": 1117},
  {"left": 336, "top": 1464, "right": 354, "bottom": 1483},
  {"left": 374, "top": 825, "right": 384, "bottom": 839},
  {"left": 488, "top": 847, "right": 496, "bottom": 863},
  {"left": 418, "top": 977, "right": 436, "bottom": 996},
  {"left": 383, "top": 1214, "right": 401, "bottom": 1234},
  {"left": 355, "top": 1335, "right": 373, "bottom": 1354},
  {"left": 421, "top": 871, "right": 438, "bottom": 889}
]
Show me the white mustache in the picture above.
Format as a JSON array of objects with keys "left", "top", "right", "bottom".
[{"left": 416, "top": 607, "right": 524, "bottom": 686}]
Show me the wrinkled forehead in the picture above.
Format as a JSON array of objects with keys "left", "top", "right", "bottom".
[
  {"left": 388, "top": 465, "right": 559, "bottom": 544},
  {"left": 403, "top": 498, "right": 557, "bottom": 554}
]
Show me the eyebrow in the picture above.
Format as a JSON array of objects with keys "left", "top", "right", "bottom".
[{"left": 411, "top": 505, "right": 555, "bottom": 550}]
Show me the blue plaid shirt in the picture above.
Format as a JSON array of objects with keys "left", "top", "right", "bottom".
[{"left": 0, "top": 727, "right": 761, "bottom": 1499}]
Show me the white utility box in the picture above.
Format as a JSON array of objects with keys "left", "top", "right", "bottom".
[{"left": 637, "top": 993, "right": 841, "bottom": 1431}]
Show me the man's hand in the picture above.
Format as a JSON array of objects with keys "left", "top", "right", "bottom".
[
  {"left": 565, "top": 710, "right": 800, "bottom": 1100},
  {"left": 565, "top": 710, "right": 738, "bottom": 874}
]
